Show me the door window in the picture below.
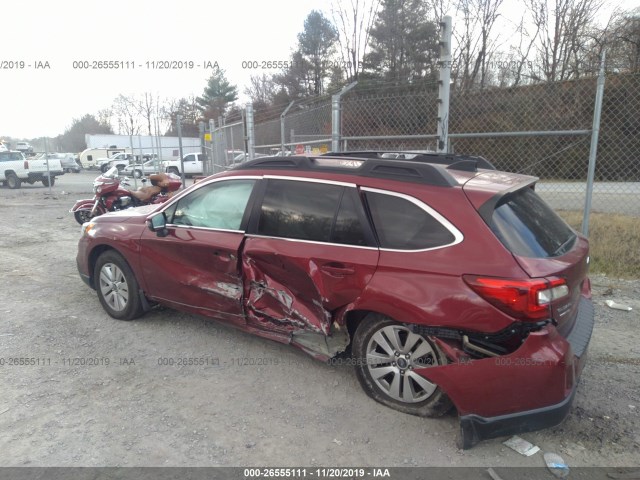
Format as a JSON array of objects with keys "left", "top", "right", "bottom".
[
  {"left": 364, "top": 190, "right": 457, "bottom": 250},
  {"left": 256, "top": 179, "right": 368, "bottom": 246},
  {"left": 168, "top": 179, "right": 256, "bottom": 230}
]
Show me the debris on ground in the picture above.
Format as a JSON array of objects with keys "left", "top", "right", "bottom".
[
  {"left": 605, "top": 300, "right": 633, "bottom": 311},
  {"left": 503, "top": 436, "right": 540, "bottom": 456},
  {"left": 544, "top": 452, "right": 570, "bottom": 478}
]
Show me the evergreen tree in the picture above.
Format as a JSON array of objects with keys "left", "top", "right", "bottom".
[
  {"left": 363, "top": 0, "right": 439, "bottom": 84},
  {"left": 196, "top": 67, "right": 239, "bottom": 121}
]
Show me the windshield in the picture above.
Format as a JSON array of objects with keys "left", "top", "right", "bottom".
[{"left": 102, "top": 166, "right": 120, "bottom": 179}]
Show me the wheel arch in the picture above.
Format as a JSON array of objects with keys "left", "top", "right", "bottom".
[{"left": 87, "top": 245, "right": 121, "bottom": 289}]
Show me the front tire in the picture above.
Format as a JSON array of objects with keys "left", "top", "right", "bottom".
[
  {"left": 100, "top": 164, "right": 109, "bottom": 173},
  {"left": 94, "top": 251, "right": 144, "bottom": 321},
  {"left": 74, "top": 209, "right": 94, "bottom": 225},
  {"left": 6, "top": 173, "right": 21, "bottom": 189},
  {"left": 133, "top": 169, "right": 143, "bottom": 179},
  {"left": 352, "top": 314, "right": 452, "bottom": 417}
]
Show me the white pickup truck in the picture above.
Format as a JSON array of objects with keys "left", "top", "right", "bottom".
[
  {"left": 162, "top": 153, "right": 205, "bottom": 176},
  {"left": 0, "top": 151, "right": 64, "bottom": 188}
]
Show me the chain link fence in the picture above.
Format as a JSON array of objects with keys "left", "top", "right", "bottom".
[{"left": 206, "top": 71, "right": 639, "bottom": 217}]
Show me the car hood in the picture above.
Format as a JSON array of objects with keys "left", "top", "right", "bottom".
[{"left": 95, "top": 204, "right": 159, "bottom": 223}]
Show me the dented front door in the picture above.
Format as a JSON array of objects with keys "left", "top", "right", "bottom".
[
  {"left": 140, "top": 227, "right": 245, "bottom": 324},
  {"left": 139, "top": 178, "right": 257, "bottom": 325}
]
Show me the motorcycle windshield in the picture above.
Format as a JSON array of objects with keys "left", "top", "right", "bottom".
[{"left": 102, "top": 166, "right": 120, "bottom": 179}]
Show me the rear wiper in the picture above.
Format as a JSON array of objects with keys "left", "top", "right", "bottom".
[{"left": 553, "top": 235, "right": 576, "bottom": 256}]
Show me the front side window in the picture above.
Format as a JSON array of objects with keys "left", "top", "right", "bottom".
[
  {"left": 365, "top": 190, "right": 457, "bottom": 250},
  {"left": 257, "top": 179, "right": 368, "bottom": 246},
  {"left": 169, "top": 179, "right": 256, "bottom": 230}
]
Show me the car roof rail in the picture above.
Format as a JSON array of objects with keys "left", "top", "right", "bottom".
[
  {"left": 233, "top": 154, "right": 459, "bottom": 187},
  {"left": 323, "top": 151, "right": 496, "bottom": 171}
]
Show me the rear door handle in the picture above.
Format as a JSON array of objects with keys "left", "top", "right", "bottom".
[{"left": 320, "top": 263, "right": 355, "bottom": 276}]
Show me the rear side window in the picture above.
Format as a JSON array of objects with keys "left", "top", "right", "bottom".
[
  {"left": 257, "top": 179, "right": 368, "bottom": 246},
  {"left": 364, "top": 190, "right": 457, "bottom": 250},
  {"left": 490, "top": 187, "right": 576, "bottom": 258}
]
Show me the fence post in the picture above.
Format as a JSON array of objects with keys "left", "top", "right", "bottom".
[
  {"left": 281, "top": 101, "right": 295, "bottom": 154},
  {"left": 177, "top": 114, "right": 185, "bottom": 188},
  {"left": 582, "top": 51, "right": 606, "bottom": 237},
  {"left": 437, "top": 15, "right": 452, "bottom": 153},
  {"left": 331, "top": 82, "right": 357, "bottom": 152},
  {"left": 44, "top": 137, "right": 52, "bottom": 195},
  {"left": 246, "top": 104, "right": 255, "bottom": 161},
  {"left": 199, "top": 121, "right": 206, "bottom": 174},
  {"left": 209, "top": 119, "right": 215, "bottom": 175}
]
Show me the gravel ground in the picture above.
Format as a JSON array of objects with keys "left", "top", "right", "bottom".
[{"left": 0, "top": 171, "right": 638, "bottom": 469}]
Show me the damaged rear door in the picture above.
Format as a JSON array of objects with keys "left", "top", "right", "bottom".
[
  {"left": 242, "top": 177, "right": 379, "bottom": 341},
  {"left": 139, "top": 177, "right": 258, "bottom": 324}
]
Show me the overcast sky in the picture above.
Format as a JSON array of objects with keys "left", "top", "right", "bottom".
[
  {"left": 0, "top": 0, "right": 632, "bottom": 140},
  {"left": 0, "top": 0, "right": 335, "bottom": 139}
]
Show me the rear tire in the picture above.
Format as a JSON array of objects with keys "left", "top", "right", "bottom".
[
  {"left": 100, "top": 164, "right": 109, "bottom": 173},
  {"left": 352, "top": 313, "right": 452, "bottom": 417},
  {"left": 42, "top": 177, "right": 55, "bottom": 187},
  {"left": 168, "top": 167, "right": 179, "bottom": 176},
  {"left": 6, "top": 173, "right": 21, "bottom": 189},
  {"left": 94, "top": 251, "right": 144, "bottom": 321},
  {"left": 133, "top": 169, "right": 143, "bottom": 179}
]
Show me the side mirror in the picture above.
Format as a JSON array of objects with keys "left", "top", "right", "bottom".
[{"left": 147, "top": 212, "right": 169, "bottom": 237}]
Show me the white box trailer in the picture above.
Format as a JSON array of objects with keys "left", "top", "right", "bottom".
[{"left": 79, "top": 147, "right": 130, "bottom": 169}]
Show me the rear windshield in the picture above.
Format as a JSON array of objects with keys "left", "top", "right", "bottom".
[{"left": 490, "top": 187, "right": 576, "bottom": 258}]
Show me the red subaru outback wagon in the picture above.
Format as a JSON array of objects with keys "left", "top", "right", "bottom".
[{"left": 76, "top": 151, "right": 594, "bottom": 448}]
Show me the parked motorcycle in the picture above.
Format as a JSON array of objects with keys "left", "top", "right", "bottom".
[{"left": 70, "top": 166, "right": 182, "bottom": 224}]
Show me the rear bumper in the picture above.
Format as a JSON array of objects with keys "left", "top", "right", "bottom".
[
  {"left": 458, "top": 381, "right": 578, "bottom": 448},
  {"left": 416, "top": 296, "right": 594, "bottom": 448}
]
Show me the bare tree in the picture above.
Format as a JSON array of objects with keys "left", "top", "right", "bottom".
[
  {"left": 245, "top": 74, "right": 278, "bottom": 105},
  {"left": 428, "top": 0, "right": 454, "bottom": 24},
  {"left": 452, "top": 0, "right": 504, "bottom": 90},
  {"left": 590, "top": 8, "right": 640, "bottom": 73},
  {"left": 96, "top": 108, "right": 113, "bottom": 132},
  {"left": 528, "top": 0, "right": 603, "bottom": 82},
  {"left": 138, "top": 93, "right": 155, "bottom": 136},
  {"left": 510, "top": 15, "right": 542, "bottom": 86},
  {"left": 112, "top": 95, "right": 142, "bottom": 136},
  {"left": 331, "top": 0, "right": 381, "bottom": 81}
]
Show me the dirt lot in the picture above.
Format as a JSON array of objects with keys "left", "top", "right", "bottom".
[{"left": 1, "top": 171, "right": 639, "bottom": 469}]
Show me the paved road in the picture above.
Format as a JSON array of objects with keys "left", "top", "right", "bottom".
[{"left": 536, "top": 181, "right": 640, "bottom": 216}]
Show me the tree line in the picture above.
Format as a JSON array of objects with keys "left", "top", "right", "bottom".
[
  {"left": 245, "top": 0, "right": 639, "bottom": 121},
  {"left": 24, "top": 0, "right": 639, "bottom": 153}
]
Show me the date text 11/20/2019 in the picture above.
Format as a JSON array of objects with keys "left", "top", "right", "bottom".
[
  {"left": 71, "top": 60, "right": 220, "bottom": 70},
  {"left": 243, "top": 468, "right": 391, "bottom": 478}
]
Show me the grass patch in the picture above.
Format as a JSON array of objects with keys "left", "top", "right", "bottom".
[{"left": 558, "top": 211, "right": 640, "bottom": 279}]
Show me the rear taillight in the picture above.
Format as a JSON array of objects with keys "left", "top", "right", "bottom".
[
  {"left": 24, "top": 160, "right": 29, "bottom": 169},
  {"left": 463, "top": 275, "right": 569, "bottom": 321}
]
